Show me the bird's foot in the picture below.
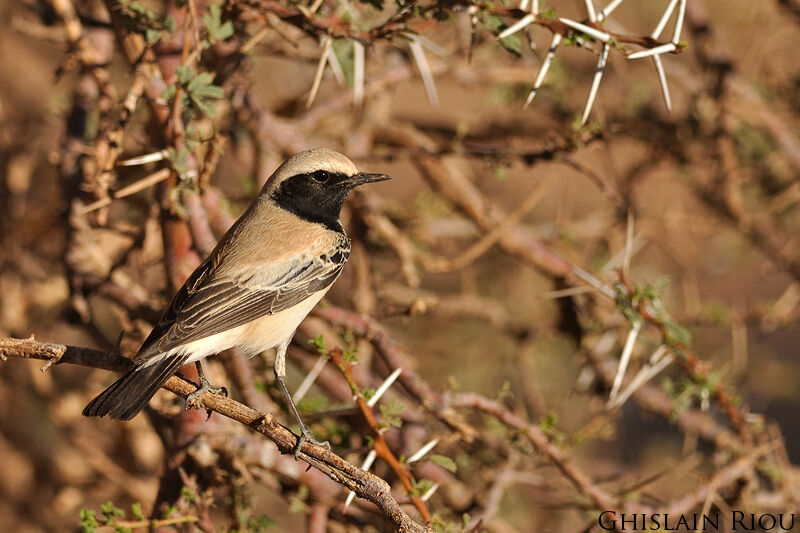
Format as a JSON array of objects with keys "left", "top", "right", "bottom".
[
  {"left": 185, "top": 376, "right": 228, "bottom": 415},
  {"left": 292, "top": 425, "right": 331, "bottom": 460}
]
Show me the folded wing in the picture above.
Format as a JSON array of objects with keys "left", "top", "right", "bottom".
[{"left": 134, "top": 242, "right": 349, "bottom": 364}]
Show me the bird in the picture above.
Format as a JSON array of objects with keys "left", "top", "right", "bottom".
[{"left": 83, "top": 148, "right": 390, "bottom": 454}]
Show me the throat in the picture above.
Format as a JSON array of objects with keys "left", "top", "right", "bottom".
[{"left": 271, "top": 189, "right": 347, "bottom": 233}]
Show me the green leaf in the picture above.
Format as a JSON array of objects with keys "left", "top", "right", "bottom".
[
  {"left": 203, "top": 4, "right": 235, "bottom": 46},
  {"left": 430, "top": 454, "right": 457, "bottom": 473},
  {"left": 308, "top": 334, "right": 327, "bottom": 354},
  {"left": 146, "top": 28, "right": 162, "bottom": 44},
  {"left": 479, "top": 12, "right": 522, "bottom": 57},
  {"left": 412, "top": 478, "right": 435, "bottom": 496},
  {"left": 248, "top": 513, "right": 277, "bottom": 531},
  {"left": 161, "top": 83, "right": 177, "bottom": 103},
  {"left": 176, "top": 65, "right": 194, "bottom": 85},
  {"left": 181, "top": 486, "right": 197, "bottom": 503},
  {"left": 379, "top": 397, "right": 404, "bottom": 428},
  {"left": 130, "top": 503, "right": 145, "bottom": 521},
  {"left": 79, "top": 509, "right": 98, "bottom": 533},
  {"left": 540, "top": 7, "right": 556, "bottom": 20},
  {"left": 101, "top": 502, "right": 125, "bottom": 520},
  {"left": 342, "top": 347, "right": 358, "bottom": 362},
  {"left": 499, "top": 34, "right": 522, "bottom": 57}
]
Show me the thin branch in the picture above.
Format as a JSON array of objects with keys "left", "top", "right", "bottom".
[{"left": 0, "top": 337, "right": 432, "bottom": 533}]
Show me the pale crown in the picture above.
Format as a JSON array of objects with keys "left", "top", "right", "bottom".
[{"left": 260, "top": 148, "right": 359, "bottom": 194}]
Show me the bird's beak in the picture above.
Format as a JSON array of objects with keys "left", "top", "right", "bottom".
[{"left": 349, "top": 172, "right": 392, "bottom": 186}]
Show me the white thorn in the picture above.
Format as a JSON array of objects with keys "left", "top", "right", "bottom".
[
  {"left": 293, "top": 353, "right": 328, "bottom": 402},
  {"left": 571, "top": 264, "right": 616, "bottom": 299},
  {"left": 306, "top": 35, "right": 332, "bottom": 110},
  {"left": 519, "top": 0, "right": 530, "bottom": 13},
  {"left": 367, "top": 367, "right": 402, "bottom": 407},
  {"left": 622, "top": 210, "right": 634, "bottom": 279},
  {"left": 652, "top": 54, "right": 672, "bottom": 112},
  {"left": 407, "top": 438, "right": 440, "bottom": 464},
  {"left": 326, "top": 41, "right": 346, "bottom": 86},
  {"left": 651, "top": 0, "right": 679, "bottom": 39},
  {"left": 608, "top": 346, "right": 672, "bottom": 409},
  {"left": 609, "top": 320, "right": 642, "bottom": 400},
  {"left": 344, "top": 449, "right": 377, "bottom": 512},
  {"left": 700, "top": 388, "right": 710, "bottom": 411},
  {"left": 499, "top": 13, "right": 536, "bottom": 39},
  {"left": 584, "top": 0, "right": 597, "bottom": 23},
  {"left": 421, "top": 482, "right": 440, "bottom": 502},
  {"left": 600, "top": 233, "right": 646, "bottom": 274},
  {"left": 532, "top": 0, "right": 539, "bottom": 14},
  {"left": 343, "top": 489, "right": 356, "bottom": 511},
  {"left": 524, "top": 33, "right": 561, "bottom": 109},
  {"left": 118, "top": 150, "right": 169, "bottom": 166},
  {"left": 598, "top": 0, "right": 624, "bottom": 22},
  {"left": 627, "top": 42, "right": 676, "bottom": 60},
  {"left": 408, "top": 35, "right": 440, "bottom": 108},
  {"left": 559, "top": 17, "right": 611, "bottom": 43},
  {"left": 649, "top": 344, "right": 669, "bottom": 365},
  {"left": 352, "top": 40, "right": 365, "bottom": 109},
  {"left": 581, "top": 43, "right": 609, "bottom": 125},
  {"left": 672, "top": 0, "right": 687, "bottom": 44},
  {"left": 417, "top": 35, "right": 449, "bottom": 58}
]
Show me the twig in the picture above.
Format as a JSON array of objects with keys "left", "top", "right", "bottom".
[
  {"left": 0, "top": 337, "right": 432, "bottom": 533},
  {"left": 328, "top": 348, "right": 432, "bottom": 523},
  {"left": 448, "top": 392, "right": 619, "bottom": 512},
  {"left": 80, "top": 168, "right": 171, "bottom": 214},
  {"left": 423, "top": 175, "right": 553, "bottom": 273}
]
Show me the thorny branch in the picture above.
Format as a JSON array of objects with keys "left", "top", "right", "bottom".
[
  {"left": 0, "top": 337, "right": 432, "bottom": 533},
  {"left": 4, "top": 0, "right": 800, "bottom": 530}
]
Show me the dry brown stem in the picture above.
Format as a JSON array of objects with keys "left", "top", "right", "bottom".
[{"left": 0, "top": 337, "right": 432, "bottom": 533}]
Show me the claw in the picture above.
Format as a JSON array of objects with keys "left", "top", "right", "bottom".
[
  {"left": 292, "top": 429, "right": 331, "bottom": 460},
  {"left": 184, "top": 361, "right": 227, "bottom": 416}
]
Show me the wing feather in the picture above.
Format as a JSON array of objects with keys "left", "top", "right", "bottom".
[{"left": 134, "top": 239, "right": 350, "bottom": 363}]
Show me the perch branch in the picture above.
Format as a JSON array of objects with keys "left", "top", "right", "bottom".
[{"left": 0, "top": 337, "right": 431, "bottom": 533}]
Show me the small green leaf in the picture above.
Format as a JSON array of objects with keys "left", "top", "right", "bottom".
[
  {"left": 130, "top": 503, "right": 145, "bottom": 521},
  {"left": 203, "top": 4, "right": 235, "bottom": 46},
  {"left": 379, "top": 397, "right": 404, "bottom": 428},
  {"left": 540, "top": 7, "right": 556, "bottom": 20},
  {"left": 430, "top": 454, "right": 457, "bottom": 473},
  {"left": 342, "top": 347, "right": 358, "bottom": 362},
  {"left": 411, "top": 478, "right": 435, "bottom": 496},
  {"left": 79, "top": 509, "right": 99, "bottom": 533},
  {"left": 181, "top": 486, "right": 197, "bottom": 503},
  {"left": 176, "top": 65, "right": 194, "bottom": 85},
  {"left": 499, "top": 34, "right": 522, "bottom": 57},
  {"left": 146, "top": 28, "right": 162, "bottom": 44},
  {"left": 308, "top": 334, "right": 327, "bottom": 354},
  {"left": 248, "top": 513, "right": 277, "bottom": 531},
  {"left": 101, "top": 501, "right": 125, "bottom": 520}
]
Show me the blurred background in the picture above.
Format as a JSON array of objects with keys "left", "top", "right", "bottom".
[{"left": 1, "top": 0, "right": 799, "bottom": 531}]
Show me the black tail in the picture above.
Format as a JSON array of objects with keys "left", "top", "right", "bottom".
[{"left": 83, "top": 354, "right": 190, "bottom": 420}]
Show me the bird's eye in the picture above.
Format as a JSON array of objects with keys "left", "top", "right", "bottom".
[{"left": 311, "top": 170, "right": 331, "bottom": 184}]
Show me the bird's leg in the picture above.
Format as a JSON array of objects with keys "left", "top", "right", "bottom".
[
  {"left": 274, "top": 344, "right": 330, "bottom": 459},
  {"left": 185, "top": 360, "right": 228, "bottom": 411}
]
